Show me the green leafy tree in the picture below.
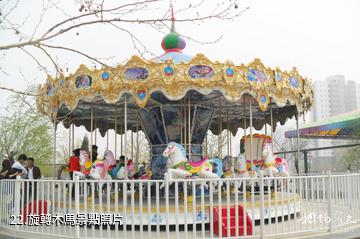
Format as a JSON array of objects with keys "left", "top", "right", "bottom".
[{"left": 0, "top": 96, "right": 53, "bottom": 165}]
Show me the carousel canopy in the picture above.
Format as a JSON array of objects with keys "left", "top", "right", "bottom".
[
  {"left": 36, "top": 14, "right": 313, "bottom": 137},
  {"left": 285, "top": 110, "right": 360, "bottom": 139}
]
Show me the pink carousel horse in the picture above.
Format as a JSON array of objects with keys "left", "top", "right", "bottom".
[
  {"left": 116, "top": 159, "right": 135, "bottom": 179},
  {"left": 73, "top": 150, "right": 116, "bottom": 180}
]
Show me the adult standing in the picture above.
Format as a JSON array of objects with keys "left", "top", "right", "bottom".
[
  {"left": 26, "top": 158, "right": 41, "bottom": 180},
  {"left": 26, "top": 157, "right": 41, "bottom": 201},
  {"left": 0, "top": 159, "right": 12, "bottom": 179},
  {"left": 8, "top": 154, "right": 27, "bottom": 179}
]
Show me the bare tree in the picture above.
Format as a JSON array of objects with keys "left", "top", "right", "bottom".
[
  {"left": 273, "top": 126, "right": 308, "bottom": 174},
  {"left": 126, "top": 130, "right": 150, "bottom": 165},
  {"left": 202, "top": 130, "right": 229, "bottom": 159},
  {"left": 55, "top": 131, "right": 83, "bottom": 164},
  {"left": 0, "top": 0, "right": 247, "bottom": 96}
]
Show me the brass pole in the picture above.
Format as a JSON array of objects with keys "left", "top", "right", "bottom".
[
  {"left": 184, "top": 98, "right": 187, "bottom": 153},
  {"left": 180, "top": 107, "right": 183, "bottom": 145},
  {"left": 188, "top": 97, "right": 191, "bottom": 161},
  {"left": 90, "top": 107, "right": 93, "bottom": 162}
]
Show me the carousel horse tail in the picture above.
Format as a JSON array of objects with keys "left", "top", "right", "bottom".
[{"left": 210, "top": 158, "right": 223, "bottom": 178}]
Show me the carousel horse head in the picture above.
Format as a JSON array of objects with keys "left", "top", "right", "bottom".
[
  {"left": 275, "top": 157, "right": 290, "bottom": 176},
  {"left": 79, "top": 150, "right": 92, "bottom": 176},
  {"left": 163, "top": 142, "right": 187, "bottom": 167},
  {"left": 234, "top": 154, "right": 247, "bottom": 172},
  {"left": 262, "top": 142, "right": 274, "bottom": 161},
  {"left": 234, "top": 153, "right": 252, "bottom": 177},
  {"left": 103, "top": 150, "right": 116, "bottom": 169},
  {"left": 262, "top": 142, "right": 278, "bottom": 167},
  {"left": 262, "top": 142, "right": 280, "bottom": 177}
]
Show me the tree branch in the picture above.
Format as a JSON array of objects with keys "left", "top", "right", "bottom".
[
  {"left": 40, "top": 43, "right": 110, "bottom": 67},
  {"left": 0, "top": 86, "right": 38, "bottom": 96}
]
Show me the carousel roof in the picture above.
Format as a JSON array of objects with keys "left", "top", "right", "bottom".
[{"left": 36, "top": 13, "right": 313, "bottom": 137}]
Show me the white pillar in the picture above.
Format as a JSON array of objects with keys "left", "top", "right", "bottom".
[
  {"left": 71, "top": 123, "right": 75, "bottom": 151},
  {"left": 249, "top": 97, "right": 253, "bottom": 170},
  {"left": 106, "top": 130, "right": 109, "bottom": 150},
  {"left": 115, "top": 117, "right": 117, "bottom": 160},
  {"left": 296, "top": 111, "right": 300, "bottom": 172},
  {"left": 124, "top": 95, "right": 128, "bottom": 179},
  {"left": 68, "top": 123, "right": 71, "bottom": 157},
  {"left": 53, "top": 120, "right": 57, "bottom": 179}
]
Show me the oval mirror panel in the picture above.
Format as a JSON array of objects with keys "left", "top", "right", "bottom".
[
  {"left": 124, "top": 67, "right": 149, "bottom": 80},
  {"left": 188, "top": 65, "right": 214, "bottom": 79},
  {"left": 75, "top": 75, "right": 92, "bottom": 88}
]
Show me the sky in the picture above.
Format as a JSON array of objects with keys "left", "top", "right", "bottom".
[{"left": 0, "top": 0, "right": 359, "bottom": 158}]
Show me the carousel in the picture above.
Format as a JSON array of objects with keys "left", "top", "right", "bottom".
[{"left": 36, "top": 10, "right": 313, "bottom": 229}]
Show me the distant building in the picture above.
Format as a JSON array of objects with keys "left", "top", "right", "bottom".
[
  {"left": 356, "top": 84, "right": 360, "bottom": 108},
  {"left": 310, "top": 75, "right": 359, "bottom": 172}
]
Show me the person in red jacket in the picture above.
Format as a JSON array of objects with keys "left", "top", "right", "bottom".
[
  {"left": 68, "top": 148, "right": 80, "bottom": 180},
  {"left": 68, "top": 148, "right": 80, "bottom": 197}
]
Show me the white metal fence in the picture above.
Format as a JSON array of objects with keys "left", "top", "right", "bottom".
[{"left": 1, "top": 173, "right": 360, "bottom": 238}]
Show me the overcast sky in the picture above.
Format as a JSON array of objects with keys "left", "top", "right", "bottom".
[{"left": 1, "top": 0, "right": 359, "bottom": 157}]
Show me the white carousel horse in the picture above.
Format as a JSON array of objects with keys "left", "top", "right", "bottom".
[
  {"left": 262, "top": 143, "right": 289, "bottom": 177},
  {"left": 161, "top": 142, "right": 223, "bottom": 188},
  {"left": 262, "top": 143, "right": 279, "bottom": 177},
  {"left": 234, "top": 154, "right": 258, "bottom": 178},
  {"left": 233, "top": 153, "right": 259, "bottom": 189}
]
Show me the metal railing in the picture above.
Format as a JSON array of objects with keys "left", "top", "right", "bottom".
[{"left": 0, "top": 172, "right": 360, "bottom": 238}]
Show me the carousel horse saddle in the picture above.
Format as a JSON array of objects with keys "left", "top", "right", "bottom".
[{"left": 187, "top": 157, "right": 208, "bottom": 167}]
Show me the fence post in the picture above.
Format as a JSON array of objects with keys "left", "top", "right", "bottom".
[
  {"left": 303, "top": 151, "right": 308, "bottom": 174},
  {"left": 14, "top": 175, "right": 21, "bottom": 231},
  {"left": 326, "top": 171, "right": 332, "bottom": 232},
  {"left": 74, "top": 175, "right": 80, "bottom": 238},
  {"left": 259, "top": 171, "right": 265, "bottom": 238}
]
